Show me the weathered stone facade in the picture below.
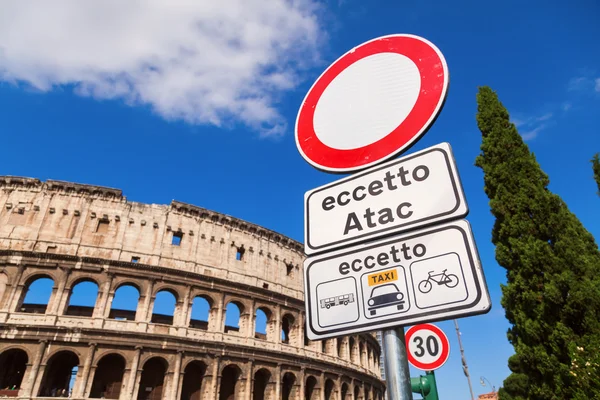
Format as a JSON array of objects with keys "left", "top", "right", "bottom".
[{"left": 0, "top": 176, "right": 385, "bottom": 400}]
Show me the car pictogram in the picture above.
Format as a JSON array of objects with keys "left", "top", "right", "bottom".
[{"left": 367, "top": 283, "right": 405, "bottom": 315}]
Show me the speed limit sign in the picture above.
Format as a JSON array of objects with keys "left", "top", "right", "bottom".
[{"left": 405, "top": 323, "right": 450, "bottom": 370}]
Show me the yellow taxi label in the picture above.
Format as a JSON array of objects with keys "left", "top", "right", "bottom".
[{"left": 368, "top": 269, "right": 398, "bottom": 286}]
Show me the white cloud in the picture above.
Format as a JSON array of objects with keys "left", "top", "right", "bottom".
[
  {"left": 595, "top": 78, "right": 600, "bottom": 93},
  {"left": 0, "top": 0, "right": 325, "bottom": 137},
  {"left": 521, "top": 124, "right": 546, "bottom": 141},
  {"left": 511, "top": 112, "right": 554, "bottom": 141},
  {"left": 568, "top": 75, "right": 600, "bottom": 95}
]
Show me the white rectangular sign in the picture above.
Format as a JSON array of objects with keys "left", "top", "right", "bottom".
[
  {"left": 304, "top": 142, "right": 468, "bottom": 255},
  {"left": 303, "top": 219, "right": 491, "bottom": 340}
]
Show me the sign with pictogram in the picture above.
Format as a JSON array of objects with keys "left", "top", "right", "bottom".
[
  {"left": 303, "top": 219, "right": 491, "bottom": 340},
  {"left": 304, "top": 142, "right": 468, "bottom": 255},
  {"left": 295, "top": 34, "right": 449, "bottom": 173},
  {"left": 405, "top": 324, "right": 450, "bottom": 371}
]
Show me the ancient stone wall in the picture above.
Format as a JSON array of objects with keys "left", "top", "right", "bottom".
[{"left": 0, "top": 176, "right": 385, "bottom": 400}]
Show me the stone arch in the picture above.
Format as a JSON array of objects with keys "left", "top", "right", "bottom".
[
  {"left": 349, "top": 337, "right": 357, "bottom": 363},
  {"left": 305, "top": 375, "right": 319, "bottom": 400},
  {"left": 359, "top": 341, "right": 366, "bottom": 367},
  {"left": 324, "top": 378, "right": 335, "bottom": 400},
  {"left": 254, "top": 306, "right": 272, "bottom": 340},
  {"left": 219, "top": 363, "right": 243, "bottom": 400},
  {"left": 137, "top": 357, "right": 168, "bottom": 400},
  {"left": 336, "top": 338, "right": 344, "bottom": 358},
  {"left": 109, "top": 283, "right": 140, "bottom": 320},
  {"left": 181, "top": 360, "right": 208, "bottom": 400},
  {"left": 224, "top": 300, "right": 245, "bottom": 334},
  {"left": 353, "top": 384, "right": 360, "bottom": 400},
  {"left": 38, "top": 350, "right": 80, "bottom": 397},
  {"left": 281, "top": 372, "right": 297, "bottom": 400},
  {"left": 151, "top": 288, "right": 178, "bottom": 325},
  {"left": 252, "top": 368, "right": 274, "bottom": 400},
  {"left": 367, "top": 346, "right": 372, "bottom": 369},
  {"left": 281, "top": 313, "right": 297, "bottom": 345},
  {"left": 65, "top": 278, "right": 100, "bottom": 317},
  {"left": 190, "top": 294, "right": 213, "bottom": 330},
  {"left": 341, "top": 382, "right": 350, "bottom": 400},
  {"left": 18, "top": 274, "right": 54, "bottom": 313},
  {"left": 90, "top": 353, "right": 125, "bottom": 399},
  {"left": 0, "top": 272, "right": 8, "bottom": 309},
  {"left": 0, "top": 348, "right": 28, "bottom": 391}
]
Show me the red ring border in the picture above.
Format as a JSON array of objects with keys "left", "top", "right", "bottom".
[
  {"left": 295, "top": 34, "right": 448, "bottom": 173},
  {"left": 405, "top": 323, "right": 450, "bottom": 371}
]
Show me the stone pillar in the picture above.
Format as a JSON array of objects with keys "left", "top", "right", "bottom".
[
  {"left": 247, "top": 300, "right": 255, "bottom": 338},
  {"left": 299, "top": 368, "right": 306, "bottom": 400},
  {"left": 23, "top": 340, "right": 47, "bottom": 397},
  {"left": 337, "top": 376, "right": 343, "bottom": 400},
  {"left": 75, "top": 343, "right": 97, "bottom": 397},
  {"left": 94, "top": 273, "right": 114, "bottom": 318},
  {"left": 170, "top": 351, "right": 184, "bottom": 399},
  {"left": 49, "top": 267, "right": 71, "bottom": 315},
  {"left": 210, "top": 356, "right": 221, "bottom": 400},
  {"left": 125, "top": 346, "right": 142, "bottom": 398},
  {"left": 137, "top": 279, "right": 155, "bottom": 322},
  {"left": 320, "top": 373, "right": 326, "bottom": 400},
  {"left": 275, "top": 364, "right": 282, "bottom": 400},
  {"left": 177, "top": 286, "right": 192, "bottom": 327},
  {"left": 274, "top": 305, "right": 282, "bottom": 343},
  {"left": 244, "top": 360, "right": 254, "bottom": 400},
  {"left": 5, "top": 264, "right": 25, "bottom": 311},
  {"left": 211, "top": 293, "right": 224, "bottom": 332}
]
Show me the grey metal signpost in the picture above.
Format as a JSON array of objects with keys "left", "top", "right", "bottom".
[{"left": 383, "top": 328, "right": 413, "bottom": 400}]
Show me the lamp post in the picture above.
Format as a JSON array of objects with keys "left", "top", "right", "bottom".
[{"left": 480, "top": 376, "right": 496, "bottom": 392}]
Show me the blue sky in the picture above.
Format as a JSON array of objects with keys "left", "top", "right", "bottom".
[{"left": 2, "top": 0, "right": 600, "bottom": 398}]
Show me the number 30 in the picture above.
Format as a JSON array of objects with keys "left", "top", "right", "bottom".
[{"left": 413, "top": 335, "right": 439, "bottom": 357}]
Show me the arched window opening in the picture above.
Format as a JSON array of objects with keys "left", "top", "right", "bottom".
[
  {"left": 341, "top": 383, "right": 349, "bottom": 400},
  {"left": 137, "top": 357, "right": 167, "bottom": 400},
  {"left": 282, "top": 372, "right": 296, "bottom": 400},
  {"left": 190, "top": 296, "right": 211, "bottom": 330},
  {"left": 359, "top": 342, "right": 365, "bottom": 366},
  {"left": 349, "top": 337, "right": 356, "bottom": 363},
  {"left": 367, "top": 347, "right": 372, "bottom": 369},
  {"left": 324, "top": 379, "right": 335, "bottom": 400},
  {"left": 20, "top": 277, "right": 53, "bottom": 313},
  {"left": 90, "top": 354, "right": 125, "bottom": 399},
  {"left": 151, "top": 290, "right": 177, "bottom": 325},
  {"left": 354, "top": 385, "right": 360, "bottom": 400},
  {"left": 219, "top": 364, "right": 242, "bottom": 400},
  {"left": 252, "top": 368, "right": 272, "bottom": 400},
  {"left": 305, "top": 376, "right": 318, "bottom": 400},
  {"left": 109, "top": 284, "right": 140, "bottom": 320},
  {"left": 304, "top": 330, "right": 310, "bottom": 347},
  {"left": 321, "top": 340, "right": 327, "bottom": 354},
  {"left": 336, "top": 339, "right": 343, "bottom": 358},
  {"left": 281, "top": 314, "right": 295, "bottom": 344},
  {"left": 224, "top": 302, "right": 243, "bottom": 334},
  {"left": 66, "top": 280, "right": 99, "bottom": 317},
  {"left": 255, "top": 307, "right": 270, "bottom": 340},
  {"left": 0, "top": 349, "right": 28, "bottom": 393},
  {"left": 38, "top": 351, "right": 79, "bottom": 397},
  {"left": 181, "top": 361, "right": 207, "bottom": 400}
]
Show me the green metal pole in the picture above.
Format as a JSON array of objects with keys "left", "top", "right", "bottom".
[{"left": 425, "top": 371, "right": 439, "bottom": 400}]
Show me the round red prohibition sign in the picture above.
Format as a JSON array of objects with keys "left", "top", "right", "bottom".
[
  {"left": 295, "top": 34, "right": 449, "bottom": 173},
  {"left": 405, "top": 323, "right": 450, "bottom": 371}
]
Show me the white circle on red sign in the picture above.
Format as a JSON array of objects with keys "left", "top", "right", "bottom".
[
  {"left": 295, "top": 34, "right": 449, "bottom": 173},
  {"left": 405, "top": 323, "right": 450, "bottom": 371}
]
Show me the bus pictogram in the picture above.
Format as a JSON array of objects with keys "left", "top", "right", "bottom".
[{"left": 320, "top": 293, "right": 355, "bottom": 309}]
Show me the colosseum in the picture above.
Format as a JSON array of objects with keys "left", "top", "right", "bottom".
[{"left": 0, "top": 176, "right": 385, "bottom": 400}]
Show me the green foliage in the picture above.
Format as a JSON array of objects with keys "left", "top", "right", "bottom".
[
  {"left": 475, "top": 87, "right": 600, "bottom": 399},
  {"left": 592, "top": 154, "right": 600, "bottom": 196}
]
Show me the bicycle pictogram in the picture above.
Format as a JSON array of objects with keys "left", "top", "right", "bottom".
[{"left": 417, "top": 269, "right": 459, "bottom": 294}]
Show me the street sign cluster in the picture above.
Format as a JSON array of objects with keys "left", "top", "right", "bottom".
[{"left": 295, "top": 34, "right": 491, "bottom": 341}]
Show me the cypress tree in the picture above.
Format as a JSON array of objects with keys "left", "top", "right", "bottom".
[
  {"left": 592, "top": 154, "right": 600, "bottom": 195},
  {"left": 474, "top": 86, "right": 600, "bottom": 399}
]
